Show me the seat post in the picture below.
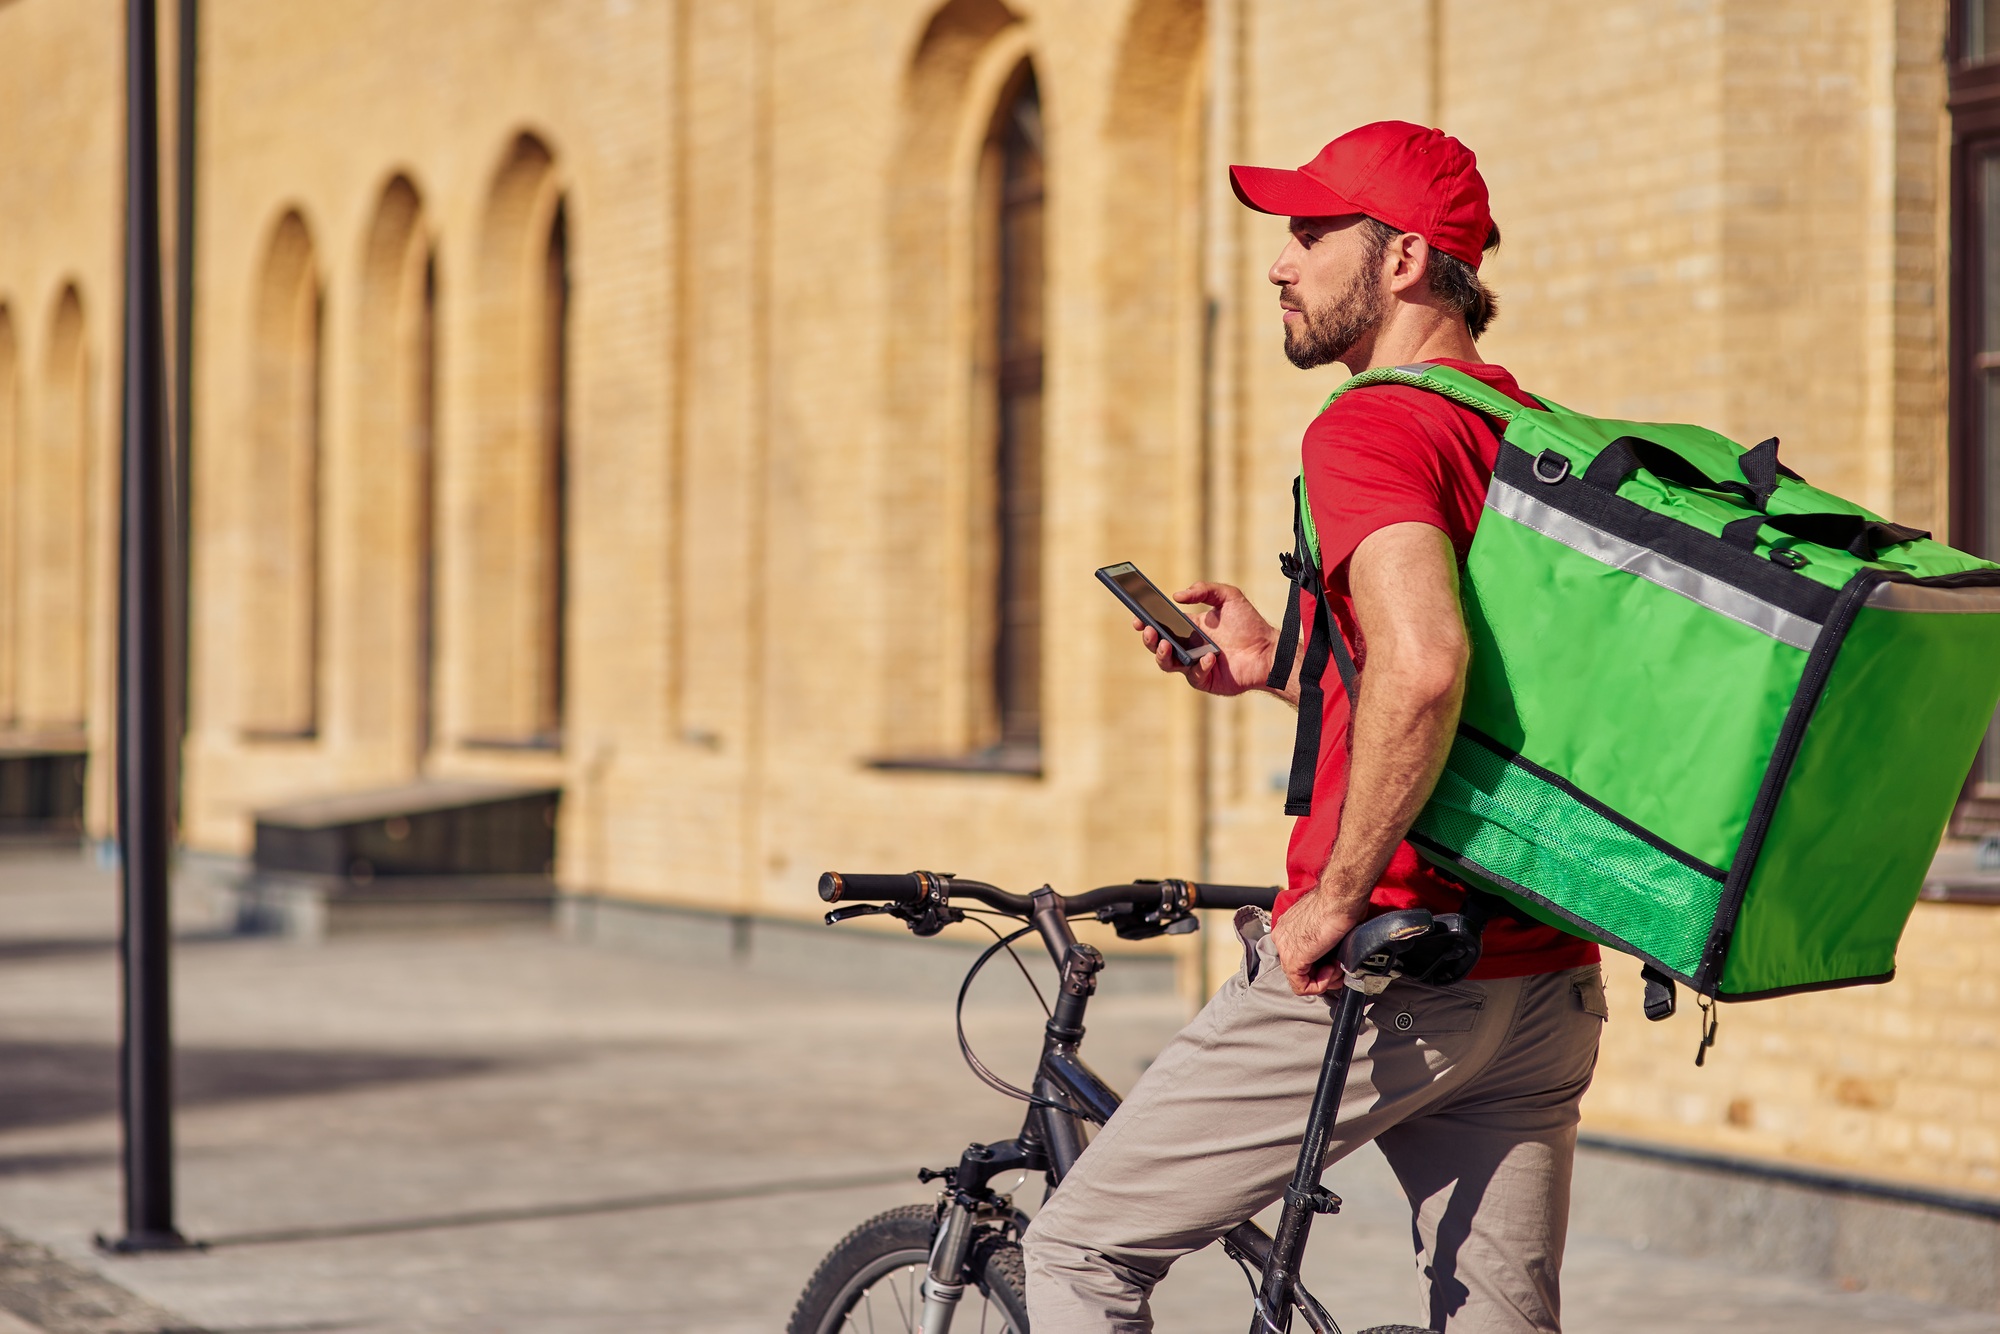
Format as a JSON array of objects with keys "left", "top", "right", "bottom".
[{"left": 1251, "top": 984, "right": 1369, "bottom": 1333}]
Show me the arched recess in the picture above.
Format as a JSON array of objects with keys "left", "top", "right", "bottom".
[
  {"left": 0, "top": 304, "right": 17, "bottom": 726},
  {"left": 879, "top": 0, "right": 1036, "bottom": 759},
  {"left": 240, "top": 210, "right": 323, "bottom": 737},
  {"left": 17, "top": 287, "right": 92, "bottom": 732},
  {"left": 348, "top": 174, "right": 438, "bottom": 763},
  {"left": 462, "top": 132, "right": 566, "bottom": 748}
]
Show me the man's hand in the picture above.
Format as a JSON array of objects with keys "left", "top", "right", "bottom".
[
  {"left": 1135, "top": 582, "right": 1294, "bottom": 702},
  {"left": 1271, "top": 881, "right": 1371, "bottom": 995}
]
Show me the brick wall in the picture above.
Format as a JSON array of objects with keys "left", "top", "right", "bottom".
[
  {"left": 0, "top": 0, "right": 1993, "bottom": 1197},
  {"left": 1590, "top": 901, "right": 2000, "bottom": 1199},
  {"left": 0, "top": 0, "right": 123, "bottom": 828}
]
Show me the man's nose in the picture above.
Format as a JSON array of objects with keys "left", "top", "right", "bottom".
[{"left": 1268, "top": 239, "right": 1299, "bottom": 287}]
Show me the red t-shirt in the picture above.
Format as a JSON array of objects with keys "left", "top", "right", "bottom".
[{"left": 1274, "top": 359, "right": 1599, "bottom": 980}]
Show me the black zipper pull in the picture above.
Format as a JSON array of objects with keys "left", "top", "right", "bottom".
[{"left": 1694, "top": 995, "right": 1720, "bottom": 1067}]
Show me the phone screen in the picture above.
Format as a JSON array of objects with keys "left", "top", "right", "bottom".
[{"left": 1100, "top": 563, "right": 1209, "bottom": 653}]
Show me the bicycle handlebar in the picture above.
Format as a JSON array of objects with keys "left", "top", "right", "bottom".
[
  {"left": 817, "top": 870, "right": 1278, "bottom": 917},
  {"left": 817, "top": 871, "right": 930, "bottom": 903},
  {"left": 1183, "top": 882, "right": 1284, "bottom": 911}
]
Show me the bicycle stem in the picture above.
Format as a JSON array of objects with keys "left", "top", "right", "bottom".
[{"left": 1028, "top": 886, "right": 1076, "bottom": 966}]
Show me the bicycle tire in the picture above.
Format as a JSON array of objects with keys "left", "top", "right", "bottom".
[
  {"left": 787, "top": 1203, "right": 1029, "bottom": 1334},
  {"left": 1355, "top": 1326, "right": 1438, "bottom": 1333}
]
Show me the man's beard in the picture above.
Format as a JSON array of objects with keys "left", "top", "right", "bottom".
[{"left": 1282, "top": 267, "right": 1384, "bottom": 370}]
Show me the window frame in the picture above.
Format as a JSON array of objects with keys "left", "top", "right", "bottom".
[{"left": 1948, "top": 1, "right": 2000, "bottom": 831}]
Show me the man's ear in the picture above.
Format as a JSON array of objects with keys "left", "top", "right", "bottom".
[{"left": 1387, "top": 233, "right": 1430, "bottom": 296}]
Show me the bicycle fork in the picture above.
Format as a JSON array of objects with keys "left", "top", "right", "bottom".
[{"left": 918, "top": 1201, "right": 976, "bottom": 1333}]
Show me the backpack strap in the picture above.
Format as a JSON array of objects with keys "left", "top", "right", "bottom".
[
  {"left": 1272, "top": 362, "right": 1531, "bottom": 819},
  {"left": 1267, "top": 476, "right": 1359, "bottom": 817},
  {"left": 1325, "top": 361, "right": 1533, "bottom": 421}
]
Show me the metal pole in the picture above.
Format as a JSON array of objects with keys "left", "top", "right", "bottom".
[
  {"left": 102, "top": 0, "right": 190, "bottom": 1255},
  {"left": 171, "top": 0, "right": 197, "bottom": 820}
]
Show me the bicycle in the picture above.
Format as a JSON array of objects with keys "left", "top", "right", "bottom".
[{"left": 786, "top": 869, "right": 1483, "bottom": 1334}]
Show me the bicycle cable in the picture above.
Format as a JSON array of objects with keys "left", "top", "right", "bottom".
[
  {"left": 953, "top": 919, "right": 1085, "bottom": 1118},
  {"left": 959, "top": 909, "right": 1052, "bottom": 1016}
]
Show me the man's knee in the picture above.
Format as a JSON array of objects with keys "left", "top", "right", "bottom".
[
  {"left": 1020, "top": 1208, "right": 1155, "bottom": 1331},
  {"left": 1018, "top": 1207, "right": 1096, "bottom": 1296},
  {"left": 1019, "top": 1209, "right": 1059, "bottom": 1276}
]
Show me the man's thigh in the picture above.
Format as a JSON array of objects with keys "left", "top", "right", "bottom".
[
  {"left": 1376, "top": 965, "right": 1606, "bottom": 1334},
  {"left": 1023, "top": 936, "right": 1508, "bottom": 1313},
  {"left": 1025, "top": 942, "right": 1331, "bottom": 1283}
]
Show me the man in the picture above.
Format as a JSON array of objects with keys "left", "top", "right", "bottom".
[{"left": 1020, "top": 122, "right": 1606, "bottom": 1333}]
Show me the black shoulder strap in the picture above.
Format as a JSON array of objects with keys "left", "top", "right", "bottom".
[
  {"left": 1270, "top": 482, "right": 1358, "bottom": 818},
  {"left": 1266, "top": 559, "right": 1305, "bottom": 693}
]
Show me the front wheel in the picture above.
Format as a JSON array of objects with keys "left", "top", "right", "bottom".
[{"left": 787, "top": 1203, "right": 1029, "bottom": 1334}]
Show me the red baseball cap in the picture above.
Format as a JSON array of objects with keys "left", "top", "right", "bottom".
[{"left": 1230, "top": 121, "right": 1494, "bottom": 269}]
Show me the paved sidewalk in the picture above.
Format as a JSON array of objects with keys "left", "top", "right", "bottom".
[{"left": 0, "top": 847, "right": 1996, "bottom": 1333}]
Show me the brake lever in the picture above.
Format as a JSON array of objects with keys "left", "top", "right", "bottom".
[
  {"left": 824, "top": 904, "right": 891, "bottom": 925},
  {"left": 1096, "top": 903, "right": 1201, "bottom": 941}
]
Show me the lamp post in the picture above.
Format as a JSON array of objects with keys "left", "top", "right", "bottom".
[{"left": 102, "top": 0, "right": 190, "bottom": 1255}]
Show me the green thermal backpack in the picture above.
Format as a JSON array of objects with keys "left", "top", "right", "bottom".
[{"left": 1273, "top": 363, "right": 2000, "bottom": 1011}]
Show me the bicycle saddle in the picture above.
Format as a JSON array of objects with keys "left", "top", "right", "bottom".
[{"left": 1334, "top": 908, "right": 1483, "bottom": 989}]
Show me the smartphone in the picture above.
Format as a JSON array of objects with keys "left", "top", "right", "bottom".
[{"left": 1096, "top": 562, "right": 1219, "bottom": 665}]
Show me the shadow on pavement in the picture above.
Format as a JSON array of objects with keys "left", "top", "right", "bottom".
[
  {"left": 200, "top": 1169, "right": 914, "bottom": 1248},
  {"left": 0, "top": 1148, "right": 118, "bottom": 1177},
  {"left": 0, "top": 935, "right": 125, "bottom": 963},
  {"left": 0, "top": 930, "right": 238, "bottom": 964},
  {"left": 0, "top": 1040, "right": 506, "bottom": 1133}
]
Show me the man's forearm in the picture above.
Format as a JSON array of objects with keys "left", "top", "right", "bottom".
[
  {"left": 1313, "top": 654, "right": 1465, "bottom": 905},
  {"left": 1269, "top": 525, "right": 1467, "bottom": 995}
]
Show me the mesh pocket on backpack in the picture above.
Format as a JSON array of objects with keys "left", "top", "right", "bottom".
[{"left": 1413, "top": 735, "right": 1725, "bottom": 979}]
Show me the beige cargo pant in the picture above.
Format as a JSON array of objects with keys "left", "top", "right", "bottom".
[{"left": 1021, "top": 926, "right": 1607, "bottom": 1333}]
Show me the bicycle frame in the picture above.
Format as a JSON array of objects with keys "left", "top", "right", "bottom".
[{"left": 916, "top": 888, "right": 1347, "bottom": 1334}]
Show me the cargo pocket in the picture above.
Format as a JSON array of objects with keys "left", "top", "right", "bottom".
[
  {"left": 1369, "top": 981, "right": 1484, "bottom": 1039},
  {"left": 1235, "top": 906, "right": 1271, "bottom": 985},
  {"left": 1572, "top": 967, "right": 1609, "bottom": 1021}
]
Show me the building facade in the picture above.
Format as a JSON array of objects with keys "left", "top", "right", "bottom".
[{"left": 2, "top": 0, "right": 1997, "bottom": 1200}]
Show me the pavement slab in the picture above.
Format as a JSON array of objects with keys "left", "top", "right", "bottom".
[{"left": 0, "top": 847, "right": 1995, "bottom": 1333}]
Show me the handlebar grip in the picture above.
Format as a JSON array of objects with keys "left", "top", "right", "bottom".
[
  {"left": 1188, "top": 882, "right": 1281, "bottom": 912},
  {"left": 817, "top": 871, "right": 927, "bottom": 904}
]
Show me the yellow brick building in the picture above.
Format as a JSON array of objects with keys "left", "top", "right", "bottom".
[{"left": 3, "top": 0, "right": 1999, "bottom": 1203}]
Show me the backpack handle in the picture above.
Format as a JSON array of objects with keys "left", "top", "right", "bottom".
[
  {"left": 1721, "top": 512, "right": 1930, "bottom": 563},
  {"left": 1581, "top": 435, "right": 1792, "bottom": 509}
]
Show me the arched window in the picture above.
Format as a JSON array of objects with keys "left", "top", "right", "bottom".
[
  {"left": 975, "top": 66, "right": 1044, "bottom": 758},
  {"left": 242, "top": 211, "right": 322, "bottom": 737},
  {"left": 18, "top": 286, "right": 91, "bottom": 732},
  {"left": 417, "top": 251, "right": 438, "bottom": 754},
  {"left": 0, "top": 304, "right": 17, "bottom": 727},
  {"left": 464, "top": 133, "right": 566, "bottom": 749},
  {"left": 353, "top": 177, "right": 437, "bottom": 764},
  {"left": 874, "top": 2, "right": 1040, "bottom": 769},
  {"left": 539, "top": 202, "right": 568, "bottom": 741}
]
